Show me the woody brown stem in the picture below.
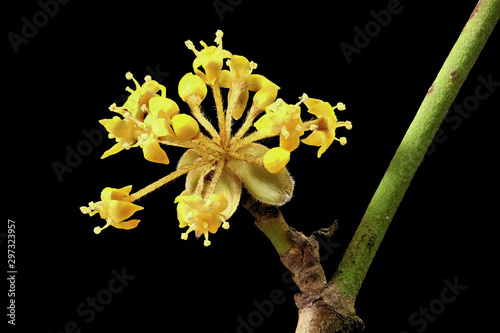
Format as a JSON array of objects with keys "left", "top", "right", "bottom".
[{"left": 242, "top": 193, "right": 364, "bottom": 332}]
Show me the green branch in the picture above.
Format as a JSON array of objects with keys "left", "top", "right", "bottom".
[{"left": 332, "top": 0, "right": 500, "bottom": 299}]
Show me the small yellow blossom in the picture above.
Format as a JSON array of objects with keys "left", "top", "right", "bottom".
[
  {"left": 301, "top": 97, "right": 352, "bottom": 158},
  {"left": 254, "top": 98, "right": 305, "bottom": 152},
  {"left": 112, "top": 72, "right": 167, "bottom": 121},
  {"left": 99, "top": 117, "right": 139, "bottom": 158},
  {"left": 80, "top": 186, "right": 143, "bottom": 234},
  {"left": 100, "top": 73, "right": 201, "bottom": 164},
  {"left": 219, "top": 55, "right": 279, "bottom": 120},
  {"left": 185, "top": 30, "right": 232, "bottom": 85},
  {"left": 175, "top": 191, "right": 229, "bottom": 246}
]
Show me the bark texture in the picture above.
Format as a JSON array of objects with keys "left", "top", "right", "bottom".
[
  {"left": 282, "top": 228, "right": 365, "bottom": 333},
  {"left": 243, "top": 193, "right": 364, "bottom": 332}
]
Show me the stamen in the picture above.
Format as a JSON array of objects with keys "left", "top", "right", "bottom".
[
  {"left": 94, "top": 218, "right": 112, "bottom": 235},
  {"left": 214, "top": 30, "right": 224, "bottom": 46},
  {"left": 250, "top": 61, "right": 258, "bottom": 70},
  {"left": 144, "top": 75, "right": 152, "bottom": 82},
  {"left": 80, "top": 206, "right": 91, "bottom": 214},
  {"left": 335, "top": 121, "right": 352, "bottom": 130},
  {"left": 336, "top": 102, "right": 346, "bottom": 111},
  {"left": 185, "top": 40, "right": 200, "bottom": 55},
  {"left": 299, "top": 93, "right": 309, "bottom": 103},
  {"left": 125, "top": 72, "right": 141, "bottom": 90}
]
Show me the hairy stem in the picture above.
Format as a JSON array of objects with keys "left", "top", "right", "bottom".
[
  {"left": 125, "top": 157, "right": 211, "bottom": 203},
  {"left": 332, "top": 0, "right": 500, "bottom": 299}
]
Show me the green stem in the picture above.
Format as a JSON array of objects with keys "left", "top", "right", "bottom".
[
  {"left": 332, "top": 0, "right": 500, "bottom": 299},
  {"left": 242, "top": 193, "right": 295, "bottom": 256}
]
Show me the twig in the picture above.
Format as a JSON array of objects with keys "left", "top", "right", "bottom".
[{"left": 332, "top": 0, "right": 500, "bottom": 299}]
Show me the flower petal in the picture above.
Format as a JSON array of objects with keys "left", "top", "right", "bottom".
[
  {"left": 142, "top": 136, "right": 169, "bottom": 164},
  {"left": 149, "top": 96, "right": 180, "bottom": 119},
  {"left": 107, "top": 200, "right": 144, "bottom": 223},
  {"left": 111, "top": 219, "right": 141, "bottom": 230},
  {"left": 101, "top": 142, "right": 124, "bottom": 159}
]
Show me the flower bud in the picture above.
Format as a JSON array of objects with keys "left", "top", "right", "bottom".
[
  {"left": 178, "top": 73, "right": 207, "bottom": 103},
  {"left": 263, "top": 147, "right": 291, "bottom": 174},
  {"left": 171, "top": 114, "right": 200, "bottom": 141}
]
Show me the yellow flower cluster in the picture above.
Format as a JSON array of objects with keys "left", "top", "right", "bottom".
[{"left": 80, "top": 30, "right": 351, "bottom": 246}]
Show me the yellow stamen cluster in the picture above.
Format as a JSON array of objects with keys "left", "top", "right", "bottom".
[{"left": 80, "top": 30, "right": 352, "bottom": 246}]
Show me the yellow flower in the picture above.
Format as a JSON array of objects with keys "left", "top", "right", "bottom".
[
  {"left": 99, "top": 117, "right": 139, "bottom": 158},
  {"left": 112, "top": 72, "right": 167, "bottom": 121},
  {"left": 254, "top": 98, "right": 305, "bottom": 152},
  {"left": 185, "top": 30, "right": 232, "bottom": 85},
  {"left": 100, "top": 74, "right": 201, "bottom": 164},
  {"left": 80, "top": 186, "right": 143, "bottom": 234},
  {"left": 301, "top": 97, "right": 352, "bottom": 158},
  {"left": 101, "top": 98, "right": 176, "bottom": 164},
  {"left": 219, "top": 55, "right": 279, "bottom": 120},
  {"left": 175, "top": 191, "right": 230, "bottom": 246}
]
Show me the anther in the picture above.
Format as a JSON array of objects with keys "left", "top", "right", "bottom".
[
  {"left": 299, "top": 93, "right": 309, "bottom": 103},
  {"left": 80, "top": 206, "right": 91, "bottom": 214},
  {"left": 215, "top": 30, "right": 224, "bottom": 45}
]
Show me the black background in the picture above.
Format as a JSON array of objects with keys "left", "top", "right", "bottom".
[{"left": 5, "top": 0, "right": 499, "bottom": 332}]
